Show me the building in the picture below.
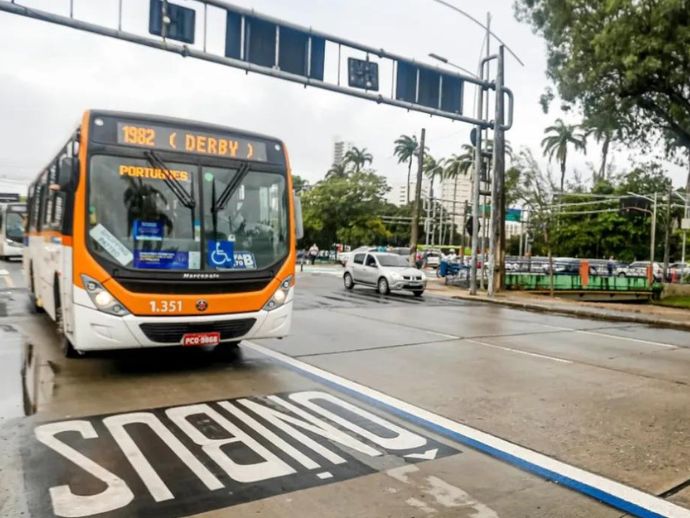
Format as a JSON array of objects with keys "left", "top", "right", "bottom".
[
  {"left": 332, "top": 139, "right": 355, "bottom": 166},
  {"left": 389, "top": 179, "right": 429, "bottom": 206}
]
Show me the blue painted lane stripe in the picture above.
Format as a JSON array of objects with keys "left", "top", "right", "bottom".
[{"left": 245, "top": 341, "right": 689, "bottom": 518}]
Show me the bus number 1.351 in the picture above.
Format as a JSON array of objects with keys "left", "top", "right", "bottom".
[{"left": 149, "top": 300, "right": 183, "bottom": 313}]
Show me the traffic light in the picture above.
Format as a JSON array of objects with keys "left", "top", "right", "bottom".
[
  {"left": 348, "top": 58, "right": 379, "bottom": 90},
  {"left": 465, "top": 216, "right": 481, "bottom": 237},
  {"left": 149, "top": 0, "right": 196, "bottom": 44}
]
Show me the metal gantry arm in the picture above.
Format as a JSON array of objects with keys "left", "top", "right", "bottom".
[{"left": 0, "top": 0, "right": 495, "bottom": 128}]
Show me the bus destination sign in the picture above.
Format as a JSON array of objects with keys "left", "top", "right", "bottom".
[{"left": 116, "top": 122, "right": 269, "bottom": 162}]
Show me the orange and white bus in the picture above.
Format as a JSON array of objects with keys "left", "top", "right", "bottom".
[{"left": 25, "top": 110, "right": 301, "bottom": 357}]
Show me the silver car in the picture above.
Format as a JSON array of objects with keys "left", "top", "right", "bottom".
[{"left": 343, "top": 252, "right": 427, "bottom": 296}]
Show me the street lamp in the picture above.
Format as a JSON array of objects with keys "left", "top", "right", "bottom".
[
  {"left": 428, "top": 53, "right": 479, "bottom": 79},
  {"left": 673, "top": 191, "right": 689, "bottom": 265}
]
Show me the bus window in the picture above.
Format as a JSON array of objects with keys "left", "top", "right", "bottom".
[
  {"left": 87, "top": 155, "right": 200, "bottom": 270},
  {"left": 202, "top": 167, "right": 288, "bottom": 270}
]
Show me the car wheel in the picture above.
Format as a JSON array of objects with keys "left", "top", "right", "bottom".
[
  {"left": 413, "top": 290, "right": 424, "bottom": 297},
  {"left": 56, "top": 303, "right": 80, "bottom": 359},
  {"left": 617, "top": 272, "right": 626, "bottom": 278},
  {"left": 377, "top": 277, "right": 390, "bottom": 295},
  {"left": 343, "top": 273, "right": 354, "bottom": 290}
]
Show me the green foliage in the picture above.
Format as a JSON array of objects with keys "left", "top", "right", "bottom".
[
  {"left": 301, "top": 170, "right": 391, "bottom": 248},
  {"left": 516, "top": 0, "right": 690, "bottom": 158},
  {"left": 513, "top": 146, "right": 682, "bottom": 261},
  {"left": 393, "top": 134, "right": 419, "bottom": 204}
]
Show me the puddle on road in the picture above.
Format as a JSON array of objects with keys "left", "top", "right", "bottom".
[{"left": 21, "top": 342, "right": 56, "bottom": 416}]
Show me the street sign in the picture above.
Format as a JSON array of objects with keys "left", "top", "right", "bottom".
[
  {"left": 149, "top": 0, "right": 196, "bottom": 44},
  {"left": 348, "top": 58, "right": 379, "bottom": 91},
  {"left": 395, "top": 61, "right": 463, "bottom": 114},
  {"left": 506, "top": 208, "right": 522, "bottom": 222},
  {"left": 225, "top": 12, "right": 326, "bottom": 80}
]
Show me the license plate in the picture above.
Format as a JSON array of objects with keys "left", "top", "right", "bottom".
[{"left": 182, "top": 332, "right": 220, "bottom": 347}]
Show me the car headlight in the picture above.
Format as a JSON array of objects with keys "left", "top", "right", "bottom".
[
  {"left": 5, "top": 239, "right": 20, "bottom": 247},
  {"left": 81, "top": 274, "right": 129, "bottom": 316},
  {"left": 390, "top": 272, "right": 403, "bottom": 281},
  {"left": 264, "top": 275, "right": 294, "bottom": 311},
  {"left": 420, "top": 272, "right": 427, "bottom": 281}
]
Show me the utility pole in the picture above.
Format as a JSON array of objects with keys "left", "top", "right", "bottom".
[
  {"left": 461, "top": 200, "right": 468, "bottom": 262},
  {"left": 651, "top": 192, "right": 657, "bottom": 264},
  {"left": 410, "top": 128, "right": 426, "bottom": 265},
  {"left": 663, "top": 184, "right": 672, "bottom": 280},
  {"left": 488, "top": 45, "right": 506, "bottom": 296}
]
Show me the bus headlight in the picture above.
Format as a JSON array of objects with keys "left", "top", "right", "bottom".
[
  {"left": 81, "top": 274, "right": 130, "bottom": 317},
  {"left": 264, "top": 275, "right": 294, "bottom": 311}
]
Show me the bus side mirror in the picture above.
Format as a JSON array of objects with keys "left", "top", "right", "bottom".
[
  {"left": 293, "top": 193, "right": 304, "bottom": 240},
  {"left": 57, "top": 156, "right": 78, "bottom": 189}
]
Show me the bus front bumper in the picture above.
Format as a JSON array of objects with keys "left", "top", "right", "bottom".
[{"left": 71, "top": 301, "right": 293, "bottom": 351}]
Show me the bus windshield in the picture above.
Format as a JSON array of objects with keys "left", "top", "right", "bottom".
[{"left": 87, "top": 155, "right": 288, "bottom": 272}]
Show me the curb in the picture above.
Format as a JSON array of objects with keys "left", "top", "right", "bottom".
[{"left": 446, "top": 293, "right": 690, "bottom": 332}]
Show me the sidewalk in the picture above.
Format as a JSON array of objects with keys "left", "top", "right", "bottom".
[{"left": 426, "top": 277, "right": 690, "bottom": 331}]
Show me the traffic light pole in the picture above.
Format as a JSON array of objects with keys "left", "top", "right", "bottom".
[
  {"left": 488, "top": 45, "right": 506, "bottom": 296},
  {"left": 410, "top": 129, "right": 426, "bottom": 266}
]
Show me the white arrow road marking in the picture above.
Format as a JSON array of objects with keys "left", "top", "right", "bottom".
[{"left": 404, "top": 448, "right": 438, "bottom": 460}]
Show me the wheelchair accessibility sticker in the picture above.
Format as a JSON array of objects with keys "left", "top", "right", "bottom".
[{"left": 207, "top": 241, "right": 256, "bottom": 270}]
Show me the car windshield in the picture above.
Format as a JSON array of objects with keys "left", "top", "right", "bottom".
[
  {"left": 5, "top": 206, "right": 26, "bottom": 243},
  {"left": 87, "top": 155, "right": 288, "bottom": 271},
  {"left": 377, "top": 254, "right": 410, "bottom": 267}
]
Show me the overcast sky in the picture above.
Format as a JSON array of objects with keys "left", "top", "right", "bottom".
[{"left": 0, "top": 0, "right": 686, "bottom": 194}]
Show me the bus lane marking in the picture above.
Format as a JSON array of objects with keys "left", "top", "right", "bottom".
[
  {"left": 243, "top": 341, "right": 690, "bottom": 518},
  {"left": 27, "top": 390, "right": 458, "bottom": 518}
]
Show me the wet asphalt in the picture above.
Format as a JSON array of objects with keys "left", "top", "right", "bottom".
[{"left": 0, "top": 260, "right": 689, "bottom": 517}]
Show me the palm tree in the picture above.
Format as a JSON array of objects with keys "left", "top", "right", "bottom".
[
  {"left": 541, "top": 119, "right": 586, "bottom": 192},
  {"left": 325, "top": 162, "right": 348, "bottom": 179},
  {"left": 393, "top": 135, "right": 418, "bottom": 204},
  {"left": 343, "top": 146, "right": 373, "bottom": 173},
  {"left": 584, "top": 122, "right": 616, "bottom": 183}
]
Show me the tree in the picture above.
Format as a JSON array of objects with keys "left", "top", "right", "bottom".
[
  {"left": 292, "top": 175, "right": 309, "bottom": 193},
  {"left": 583, "top": 111, "right": 620, "bottom": 183},
  {"left": 325, "top": 162, "right": 349, "bottom": 179},
  {"left": 393, "top": 134, "right": 419, "bottom": 204},
  {"left": 301, "top": 170, "right": 391, "bottom": 248},
  {"left": 541, "top": 119, "right": 586, "bottom": 192},
  {"left": 343, "top": 146, "right": 373, "bottom": 173},
  {"left": 516, "top": 1, "right": 690, "bottom": 162}
]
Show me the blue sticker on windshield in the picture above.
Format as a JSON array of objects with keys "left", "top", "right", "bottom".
[
  {"left": 133, "top": 220, "right": 164, "bottom": 242},
  {"left": 133, "top": 250, "right": 189, "bottom": 270},
  {"left": 207, "top": 240, "right": 235, "bottom": 268}
]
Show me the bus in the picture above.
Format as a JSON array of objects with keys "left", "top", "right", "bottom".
[
  {"left": 25, "top": 110, "right": 301, "bottom": 357},
  {"left": 0, "top": 202, "right": 27, "bottom": 259}
]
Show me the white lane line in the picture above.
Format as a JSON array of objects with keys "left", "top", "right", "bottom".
[
  {"left": 536, "top": 323, "right": 679, "bottom": 350},
  {"left": 575, "top": 330, "right": 678, "bottom": 350},
  {"left": 464, "top": 339, "right": 573, "bottom": 364},
  {"left": 244, "top": 340, "right": 690, "bottom": 518}
]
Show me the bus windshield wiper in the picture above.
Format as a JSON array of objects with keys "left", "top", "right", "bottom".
[
  {"left": 211, "top": 162, "right": 250, "bottom": 213},
  {"left": 145, "top": 151, "right": 196, "bottom": 210}
]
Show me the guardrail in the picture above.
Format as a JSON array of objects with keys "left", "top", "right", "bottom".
[{"left": 505, "top": 273, "right": 653, "bottom": 292}]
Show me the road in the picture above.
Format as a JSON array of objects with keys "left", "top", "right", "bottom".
[{"left": 1, "top": 260, "right": 689, "bottom": 517}]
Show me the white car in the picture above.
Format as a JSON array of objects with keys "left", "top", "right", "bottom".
[
  {"left": 343, "top": 252, "right": 426, "bottom": 296},
  {"left": 617, "top": 261, "right": 663, "bottom": 282}
]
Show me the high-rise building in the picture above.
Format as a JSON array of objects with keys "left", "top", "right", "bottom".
[{"left": 332, "top": 139, "right": 355, "bottom": 165}]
